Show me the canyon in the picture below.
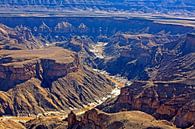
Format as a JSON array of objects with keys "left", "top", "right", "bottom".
[
  {"left": 0, "top": 15, "right": 194, "bottom": 129},
  {"left": 0, "top": 46, "right": 114, "bottom": 116}
]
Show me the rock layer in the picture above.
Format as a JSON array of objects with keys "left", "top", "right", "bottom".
[
  {"left": 0, "top": 47, "right": 79, "bottom": 91},
  {"left": 0, "top": 47, "right": 113, "bottom": 116},
  {"left": 98, "top": 81, "right": 195, "bottom": 128},
  {"left": 67, "top": 108, "right": 176, "bottom": 129}
]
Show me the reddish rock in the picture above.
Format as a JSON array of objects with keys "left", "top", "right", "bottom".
[
  {"left": 0, "top": 47, "right": 80, "bottom": 91},
  {"left": 68, "top": 111, "right": 78, "bottom": 128},
  {"left": 100, "top": 81, "right": 195, "bottom": 128}
]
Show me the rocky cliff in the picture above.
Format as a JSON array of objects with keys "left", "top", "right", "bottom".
[
  {"left": 0, "top": 119, "right": 26, "bottom": 129},
  {"left": 66, "top": 108, "right": 176, "bottom": 129},
  {"left": 97, "top": 32, "right": 195, "bottom": 80},
  {"left": 0, "top": 47, "right": 79, "bottom": 90},
  {"left": 0, "top": 47, "right": 114, "bottom": 116},
  {"left": 98, "top": 81, "right": 195, "bottom": 128}
]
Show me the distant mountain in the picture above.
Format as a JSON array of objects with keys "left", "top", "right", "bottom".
[
  {"left": 1, "top": 0, "right": 195, "bottom": 6},
  {"left": 0, "top": 0, "right": 195, "bottom": 15}
]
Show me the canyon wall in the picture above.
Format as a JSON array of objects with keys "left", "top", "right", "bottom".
[{"left": 99, "top": 81, "right": 195, "bottom": 128}]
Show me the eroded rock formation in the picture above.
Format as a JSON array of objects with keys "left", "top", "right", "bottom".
[
  {"left": 0, "top": 47, "right": 79, "bottom": 90},
  {"left": 67, "top": 108, "right": 177, "bottom": 129},
  {"left": 98, "top": 81, "right": 195, "bottom": 128},
  {"left": 0, "top": 24, "right": 43, "bottom": 50},
  {"left": 0, "top": 47, "right": 114, "bottom": 116}
]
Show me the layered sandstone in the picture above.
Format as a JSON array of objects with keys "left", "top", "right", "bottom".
[
  {"left": 0, "top": 47, "right": 113, "bottom": 116},
  {"left": 0, "top": 47, "right": 79, "bottom": 90},
  {"left": 98, "top": 81, "right": 195, "bottom": 128}
]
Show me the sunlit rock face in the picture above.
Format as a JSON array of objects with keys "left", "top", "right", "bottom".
[
  {"left": 98, "top": 81, "right": 195, "bottom": 128},
  {"left": 0, "top": 46, "right": 113, "bottom": 116},
  {"left": 0, "top": 47, "right": 78, "bottom": 91},
  {"left": 66, "top": 108, "right": 177, "bottom": 129}
]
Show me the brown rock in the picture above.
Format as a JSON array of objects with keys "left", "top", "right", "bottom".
[
  {"left": 0, "top": 24, "right": 43, "bottom": 50},
  {"left": 68, "top": 111, "right": 78, "bottom": 128},
  {"left": 0, "top": 47, "right": 114, "bottom": 116},
  {"left": 67, "top": 108, "right": 177, "bottom": 129},
  {"left": 99, "top": 81, "right": 195, "bottom": 128}
]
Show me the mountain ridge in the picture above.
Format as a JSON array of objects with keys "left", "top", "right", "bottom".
[{"left": 0, "top": 0, "right": 195, "bottom": 16}]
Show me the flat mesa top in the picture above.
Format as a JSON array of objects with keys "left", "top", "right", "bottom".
[{"left": 0, "top": 47, "right": 75, "bottom": 67}]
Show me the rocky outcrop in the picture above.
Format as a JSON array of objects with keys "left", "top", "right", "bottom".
[
  {"left": 0, "top": 24, "right": 43, "bottom": 50},
  {"left": 0, "top": 47, "right": 114, "bottom": 116},
  {"left": 55, "top": 22, "right": 73, "bottom": 33},
  {"left": 67, "top": 111, "right": 78, "bottom": 128},
  {"left": 98, "top": 34, "right": 170, "bottom": 80},
  {"left": 78, "top": 23, "right": 88, "bottom": 34},
  {"left": 67, "top": 108, "right": 177, "bottom": 129},
  {"left": 98, "top": 81, "right": 195, "bottom": 128},
  {"left": 38, "top": 22, "right": 51, "bottom": 33},
  {"left": 155, "top": 93, "right": 195, "bottom": 128},
  {"left": 56, "top": 36, "right": 96, "bottom": 67},
  {"left": 0, "top": 47, "right": 79, "bottom": 91},
  {"left": 97, "top": 32, "right": 195, "bottom": 81},
  {"left": 25, "top": 116, "right": 68, "bottom": 129}
]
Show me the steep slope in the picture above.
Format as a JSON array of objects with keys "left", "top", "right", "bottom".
[
  {"left": 98, "top": 34, "right": 195, "bottom": 128},
  {"left": 97, "top": 33, "right": 195, "bottom": 128},
  {"left": 150, "top": 53, "right": 195, "bottom": 82},
  {"left": 97, "top": 33, "right": 195, "bottom": 80},
  {"left": 98, "top": 81, "right": 195, "bottom": 128},
  {"left": 0, "top": 119, "right": 25, "bottom": 129},
  {"left": 149, "top": 33, "right": 195, "bottom": 82},
  {"left": 25, "top": 117, "right": 68, "bottom": 129},
  {"left": 56, "top": 36, "right": 97, "bottom": 67},
  {"left": 0, "top": 47, "right": 114, "bottom": 116}
]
